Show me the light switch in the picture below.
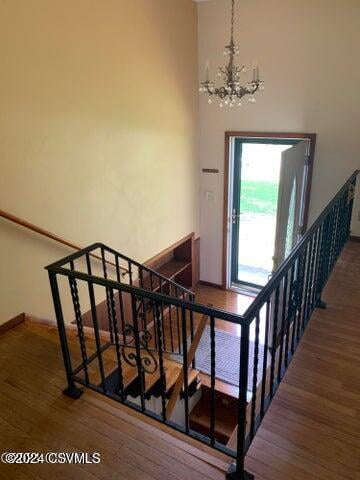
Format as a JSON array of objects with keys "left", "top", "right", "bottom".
[{"left": 205, "top": 191, "right": 215, "bottom": 201}]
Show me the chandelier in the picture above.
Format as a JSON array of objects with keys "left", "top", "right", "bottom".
[{"left": 199, "top": 0, "right": 264, "bottom": 108}]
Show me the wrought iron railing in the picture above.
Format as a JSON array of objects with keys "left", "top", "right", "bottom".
[{"left": 46, "top": 171, "right": 358, "bottom": 480}]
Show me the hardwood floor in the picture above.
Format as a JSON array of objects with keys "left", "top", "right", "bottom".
[
  {"left": 244, "top": 239, "right": 360, "bottom": 479},
  {"left": 192, "top": 283, "right": 253, "bottom": 337},
  {"left": 0, "top": 322, "right": 228, "bottom": 480},
  {"left": 0, "top": 240, "right": 359, "bottom": 479},
  {"left": 194, "top": 284, "right": 254, "bottom": 316}
]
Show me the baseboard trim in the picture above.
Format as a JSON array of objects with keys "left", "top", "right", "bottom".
[
  {"left": 199, "top": 280, "right": 224, "bottom": 290},
  {"left": 25, "top": 314, "right": 56, "bottom": 326},
  {"left": 0, "top": 312, "right": 26, "bottom": 335},
  {"left": 350, "top": 235, "right": 360, "bottom": 242},
  {"left": 26, "top": 313, "right": 112, "bottom": 341}
]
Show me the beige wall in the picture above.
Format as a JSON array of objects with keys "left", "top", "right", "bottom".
[
  {"left": 0, "top": 0, "right": 199, "bottom": 324},
  {"left": 198, "top": 0, "right": 360, "bottom": 284}
]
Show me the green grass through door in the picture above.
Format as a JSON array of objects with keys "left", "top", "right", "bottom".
[{"left": 240, "top": 180, "right": 279, "bottom": 215}]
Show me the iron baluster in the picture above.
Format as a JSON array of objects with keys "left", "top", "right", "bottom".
[
  {"left": 139, "top": 267, "right": 147, "bottom": 333},
  {"left": 277, "top": 273, "right": 288, "bottom": 383},
  {"left": 338, "top": 194, "right": 347, "bottom": 254},
  {"left": 108, "top": 287, "right": 125, "bottom": 401},
  {"left": 270, "top": 286, "right": 280, "bottom": 398},
  {"left": 305, "top": 235, "right": 315, "bottom": 321},
  {"left": 115, "top": 255, "right": 121, "bottom": 283},
  {"left": 209, "top": 315, "right": 216, "bottom": 446},
  {"left": 228, "top": 323, "right": 251, "bottom": 479},
  {"left": 329, "top": 208, "right": 336, "bottom": 271},
  {"left": 250, "top": 313, "right": 260, "bottom": 439},
  {"left": 68, "top": 264, "right": 89, "bottom": 385},
  {"left": 333, "top": 200, "right": 341, "bottom": 260},
  {"left": 114, "top": 254, "right": 128, "bottom": 346},
  {"left": 338, "top": 194, "right": 345, "bottom": 249},
  {"left": 332, "top": 200, "right": 337, "bottom": 258},
  {"left": 310, "top": 231, "right": 319, "bottom": 314},
  {"left": 159, "top": 278, "right": 167, "bottom": 352},
  {"left": 149, "top": 272, "right": 158, "bottom": 349},
  {"left": 130, "top": 293, "right": 146, "bottom": 412},
  {"left": 101, "top": 246, "right": 114, "bottom": 344},
  {"left": 284, "top": 265, "right": 295, "bottom": 368},
  {"left": 119, "top": 290, "right": 127, "bottom": 346},
  {"left": 260, "top": 300, "right": 270, "bottom": 417},
  {"left": 322, "top": 215, "right": 330, "bottom": 288},
  {"left": 190, "top": 293, "right": 196, "bottom": 369},
  {"left": 328, "top": 207, "right": 335, "bottom": 270},
  {"left": 128, "top": 260, "right": 133, "bottom": 285},
  {"left": 295, "top": 250, "right": 306, "bottom": 347},
  {"left": 331, "top": 200, "right": 339, "bottom": 261},
  {"left": 302, "top": 237, "right": 313, "bottom": 327},
  {"left": 325, "top": 212, "right": 333, "bottom": 281},
  {"left": 311, "top": 227, "right": 322, "bottom": 309},
  {"left": 176, "top": 287, "right": 181, "bottom": 354},
  {"left": 346, "top": 182, "right": 355, "bottom": 237},
  {"left": 85, "top": 253, "right": 107, "bottom": 391},
  {"left": 87, "top": 281, "right": 107, "bottom": 392},
  {"left": 314, "top": 223, "right": 326, "bottom": 306},
  {"left": 154, "top": 301, "right": 167, "bottom": 422},
  {"left": 168, "top": 286, "right": 175, "bottom": 352},
  {"left": 48, "top": 272, "right": 83, "bottom": 398},
  {"left": 181, "top": 307, "right": 190, "bottom": 434}
]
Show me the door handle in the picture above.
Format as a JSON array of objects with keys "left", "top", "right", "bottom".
[{"left": 232, "top": 209, "right": 241, "bottom": 224}]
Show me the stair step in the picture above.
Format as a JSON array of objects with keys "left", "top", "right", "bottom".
[
  {"left": 26, "top": 320, "right": 200, "bottom": 399},
  {"left": 121, "top": 346, "right": 199, "bottom": 396},
  {"left": 189, "top": 386, "right": 238, "bottom": 444},
  {"left": 226, "top": 426, "right": 237, "bottom": 451}
]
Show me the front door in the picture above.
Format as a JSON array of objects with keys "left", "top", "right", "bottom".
[
  {"left": 227, "top": 136, "right": 311, "bottom": 293},
  {"left": 273, "top": 141, "right": 308, "bottom": 271}
]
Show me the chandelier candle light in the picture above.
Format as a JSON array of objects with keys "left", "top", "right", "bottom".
[{"left": 199, "top": 0, "right": 264, "bottom": 108}]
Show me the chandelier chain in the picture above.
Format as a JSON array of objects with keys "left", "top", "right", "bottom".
[{"left": 230, "top": 0, "right": 235, "bottom": 45}]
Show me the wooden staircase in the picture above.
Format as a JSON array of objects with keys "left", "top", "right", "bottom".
[
  {"left": 119, "top": 346, "right": 200, "bottom": 399},
  {"left": 29, "top": 311, "right": 259, "bottom": 449},
  {"left": 29, "top": 316, "right": 202, "bottom": 415}
]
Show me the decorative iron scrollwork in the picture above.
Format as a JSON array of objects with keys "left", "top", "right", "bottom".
[
  {"left": 135, "top": 296, "right": 154, "bottom": 334},
  {"left": 121, "top": 324, "right": 158, "bottom": 374}
]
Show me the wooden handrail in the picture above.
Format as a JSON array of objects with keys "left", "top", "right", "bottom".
[
  {"left": 0, "top": 208, "right": 129, "bottom": 275},
  {"left": 166, "top": 311, "right": 210, "bottom": 418}
]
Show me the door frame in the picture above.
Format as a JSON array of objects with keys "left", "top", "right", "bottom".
[{"left": 222, "top": 131, "right": 317, "bottom": 290}]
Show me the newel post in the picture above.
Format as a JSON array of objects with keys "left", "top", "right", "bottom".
[{"left": 226, "top": 322, "right": 254, "bottom": 480}]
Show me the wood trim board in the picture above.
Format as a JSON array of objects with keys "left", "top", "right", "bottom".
[{"left": 0, "top": 312, "right": 25, "bottom": 335}]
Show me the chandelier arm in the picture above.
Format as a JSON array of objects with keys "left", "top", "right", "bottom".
[
  {"left": 244, "top": 84, "right": 260, "bottom": 95},
  {"left": 214, "top": 87, "right": 227, "bottom": 99},
  {"left": 238, "top": 89, "right": 254, "bottom": 99}
]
